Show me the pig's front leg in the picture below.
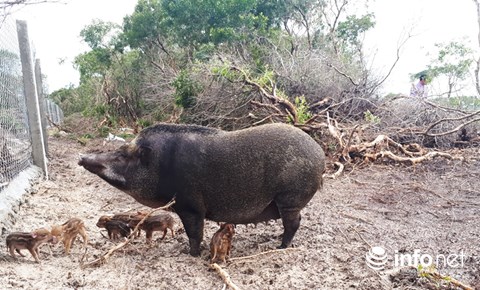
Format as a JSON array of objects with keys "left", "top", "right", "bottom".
[{"left": 177, "top": 210, "right": 205, "bottom": 256}]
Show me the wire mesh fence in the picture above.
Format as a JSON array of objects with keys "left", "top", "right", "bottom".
[
  {"left": 0, "top": 18, "right": 63, "bottom": 190},
  {"left": 45, "top": 98, "right": 63, "bottom": 126},
  {"left": 0, "top": 18, "right": 32, "bottom": 187}
]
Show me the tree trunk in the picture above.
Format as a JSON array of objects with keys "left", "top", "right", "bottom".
[{"left": 474, "top": 0, "right": 480, "bottom": 96}]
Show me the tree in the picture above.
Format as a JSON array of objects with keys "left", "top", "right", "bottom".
[
  {"left": 427, "top": 41, "right": 473, "bottom": 98},
  {"left": 473, "top": 0, "right": 480, "bottom": 96}
]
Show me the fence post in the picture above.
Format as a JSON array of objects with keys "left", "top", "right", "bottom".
[
  {"left": 16, "top": 20, "right": 48, "bottom": 179},
  {"left": 34, "top": 58, "right": 48, "bottom": 155}
]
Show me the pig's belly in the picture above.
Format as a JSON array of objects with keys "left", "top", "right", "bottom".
[{"left": 206, "top": 201, "right": 281, "bottom": 224}]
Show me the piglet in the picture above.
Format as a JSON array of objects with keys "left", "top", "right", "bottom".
[
  {"left": 104, "top": 220, "right": 131, "bottom": 240},
  {"left": 6, "top": 228, "right": 58, "bottom": 263},
  {"left": 112, "top": 210, "right": 148, "bottom": 237},
  {"left": 210, "top": 223, "right": 235, "bottom": 264},
  {"left": 51, "top": 218, "right": 88, "bottom": 254},
  {"left": 97, "top": 210, "right": 148, "bottom": 238},
  {"left": 132, "top": 213, "right": 175, "bottom": 244}
]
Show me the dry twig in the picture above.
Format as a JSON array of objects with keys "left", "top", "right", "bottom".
[
  {"left": 324, "top": 162, "right": 344, "bottom": 179},
  {"left": 228, "top": 247, "right": 301, "bottom": 263},
  {"left": 420, "top": 267, "right": 474, "bottom": 290},
  {"left": 209, "top": 263, "right": 240, "bottom": 290}
]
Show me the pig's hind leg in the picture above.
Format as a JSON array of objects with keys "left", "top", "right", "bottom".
[
  {"left": 274, "top": 192, "right": 309, "bottom": 249},
  {"left": 277, "top": 207, "right": 301, "bottom": 249}
]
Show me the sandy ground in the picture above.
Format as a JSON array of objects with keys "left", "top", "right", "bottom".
[{"left": 0, "top": 134, "right": 479, "bottom": 290}]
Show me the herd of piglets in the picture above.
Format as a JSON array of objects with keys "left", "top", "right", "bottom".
[{"left": 5, "top": 210, "right": 235, "bottom": 264}]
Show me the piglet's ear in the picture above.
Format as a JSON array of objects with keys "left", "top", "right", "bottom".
[
  {"left": 31, "top": 233, "right": 37, "bottom": 238},
  {"left": 138, "top": 145, "right": 152, "bottom": 166}
]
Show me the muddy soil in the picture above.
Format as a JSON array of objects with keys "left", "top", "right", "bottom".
[{"left": 0, "top": 133, "right": 479, "bottom": 290}]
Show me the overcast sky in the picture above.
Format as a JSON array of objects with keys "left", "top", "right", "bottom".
[{"left": 10, "top": 0, "right": 480, "bottom": 96}]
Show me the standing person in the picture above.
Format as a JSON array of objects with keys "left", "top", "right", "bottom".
[{"left": 410, "top": 74, "right": 428, "bottom": 98}]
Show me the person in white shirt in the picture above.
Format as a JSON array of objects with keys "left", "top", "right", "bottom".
[{"left": 410, "top": 74, "right": 428, "bottom": 98}]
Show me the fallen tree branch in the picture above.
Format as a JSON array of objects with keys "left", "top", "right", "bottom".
[
  {"left": 209, "top": 263, "right": 240, "bottom": 290},
  {"left": 423, "top": 117, "right": 480, "bottom": 137},
  {"left": 324, "top": 162, "right": 344, "bottom": 179},
  {"left": 364, "top": 150, "right": 461, "bottom": 165},
  {"left": 327, "top": 112, "right": 345, "bottom": 147},
  {"left": 420, "top": 267, "right": 473, "bottom": 290},
  {"left": 423, "top": 108, "right": 480, "bottom": 134},
  {"left": 349, "top": 135, "right": 425, "bottom": 157},
  {"left": 81, "top": 199, "right": 176, "bottom": 268}
]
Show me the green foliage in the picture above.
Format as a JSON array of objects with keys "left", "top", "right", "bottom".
[
  {"left": 124, "top": 0, "right": 273, "bottom": 52},
  {"left": 337, "top": 13, "right": 375, "bottom": 49},
  {"left": 433, "top": 95, "right": 480, "bottom": 111},
  {"left": 97, "top": 126, "right": 110, "bottom": 137},
  {"left": 74, "top": 49, "right": 112, "bottom": 83},
  {"left": 427, "top": 41, "right": 473, "bottom": 79},
  {"left": 211, "top": 63, "right": 242, "bottom": 81},
  {"left": 364, "top": 110, "right": 380, "bottom": 123},
  {"left": 58, "top": 0, "right": 378, "bottom": 130},
  {"left": 421, "top": 40, "right": 474, "bottom": 97},
  {"left": 291, "top": 96, "right": 312, "bottom": 124},
  {"left": 172, "top": 70, "right": 202, "bottom": 108},
  {"left": 136, "top": 118, "right": 152, "bottom": 128},
  {"left": 80, "top": 20, "right": 120, "bottom": 49}
]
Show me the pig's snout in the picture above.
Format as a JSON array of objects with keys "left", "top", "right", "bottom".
[
  {"left": 78, "top": 154, "right": 89, "bottom": 166},
  {"left": 78, "top": 154, "right": 106, "bottom": 174}
]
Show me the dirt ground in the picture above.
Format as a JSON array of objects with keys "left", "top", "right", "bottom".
[{"left": 1, "top": 133, "right": 479, "bottom": 290}]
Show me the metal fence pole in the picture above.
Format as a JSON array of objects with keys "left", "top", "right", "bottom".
[{"left": 16, "top": 20, "right": 48, "bottom": 179}]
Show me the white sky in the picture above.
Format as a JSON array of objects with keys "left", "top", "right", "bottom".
[
  {"left": 10, "top": 0, "right": 480, "bottom": 96},
  {"left": 13, "top": 0, "right": 137, "bottom": 92},
  {"left": 364, "top": 0, "right": 479, "bottom": 96}
]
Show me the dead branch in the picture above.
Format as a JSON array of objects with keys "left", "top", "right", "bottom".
[
  {"left": 364, "top": 150, "right": 460, "bottom": 165},
  {"left": 341, "top": 124, "right": 359, "bottom": 161},
  {"left": 209, "top": 263, "right": 240, "bottom": 290},
  {"left": 324, "top": 162, "right": 344, "bottom": 179},
  {"left": 423, "top": 117, "right": 480, "bottom": 137},
  {"left": 327, "top": 112, "right": 345, "bottom": 147},
  {"left": 349, "top": 135, "right": 425, "bottom": 157},
  {"left": 81, "top": 199, "right": 176, "bottom": 269},
  {"left": 420, "top": 267, "right": 473, "bottom": 290},
  {"left": 228, "top": 247, "right": 301, "bottom": 263},
  {"left": 228, "top": 65, "right": 299, "bottom": 124}
]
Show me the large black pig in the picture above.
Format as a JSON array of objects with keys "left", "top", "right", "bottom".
[{"left": 79, "top": 123, "right": 325, "bottom": 256}]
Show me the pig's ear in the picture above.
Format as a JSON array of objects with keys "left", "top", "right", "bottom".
[
  {"left": 138, "top": 145, "right": 152, "bottom": 166},
  {"left": 31, "top": 233, "right": 37, "bottom": 238}
]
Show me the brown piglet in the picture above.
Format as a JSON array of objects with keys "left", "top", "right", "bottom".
[
  {"left": 104, "top": 220, "right": 131, "bottom": 240},
  {"left": 210, "top": 223, "right": 235, "bottom": 264},
  {"left": 51, "top": 218, "right": 88, "bottom": 254},
  {"left": 6, "top": 228, "right": 58, "bottom": 263},
  {"left": 131, "top": 213, "right": 175, "bottom": 244}
]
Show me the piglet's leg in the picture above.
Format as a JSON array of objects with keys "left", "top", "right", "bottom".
[
  {"left": 29, "top": 248, "right": 40, "bottom": 263},
  {"left": 15, "top": 249, "right": 25, "bottom": 257},
  {"left": 161, "top": 229, "right": 167, "bottom": 240}
]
